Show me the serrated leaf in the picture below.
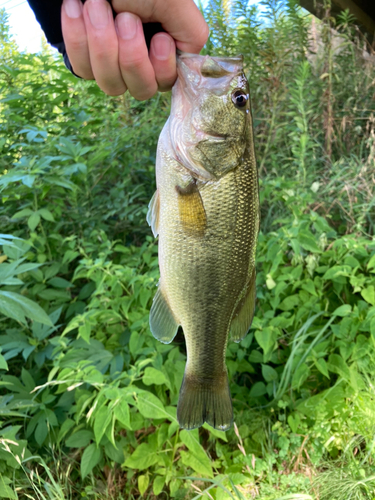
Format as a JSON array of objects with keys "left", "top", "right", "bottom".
[{"left": 81, "top": 443, "right": 101, "bottom": 478}]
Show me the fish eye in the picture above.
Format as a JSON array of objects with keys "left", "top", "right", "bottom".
[{"left": 232, "top": 90, "right": 248, "bottom": 108}]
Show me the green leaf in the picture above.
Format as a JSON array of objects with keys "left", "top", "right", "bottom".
[
  {"left": 136, "top": 392, "right": 172, "bottom": 421},
  {"left": 124, "top": 443, "right": 159, "bottom": 470},
  {"left": 249, "top": 381, "right": 266, "bottom": 397},
  {"left": 138, "top": 474, "right": 149, "bottom": 496},
  {"left": 180, "top": 429, "right": 213, "bottom": 478},
  {"left": 361, "top": 286, "right": 375, "bottom": 306},
  {"left": 322, "top": 265, "right": 351, "bottom": 280},
  {"left": 0, "top": 354, "right": 8, "bottom": 371},
  {"left": 315, "top": 358, "right": 329, "bottom": 378},
  {"left": 279, "top": 295, "right": 300, "bottom": 311},
  {"left": 38, "top": 208, "right": 55, "bottom": 222},
  {"left": 93, "top": 405, "right": 112, "bottom": 445},
  {"left": 0, "top": 475, "right": 17, "bottom": 499},
  {"left": 35, "top": 420, "right": 48, "bottom": 445},
  {"left": 153, "top": 476, "right": 165, "bottom": 496},
  {"left": 367, "top": 254, "right": 375, "bottom": 270},
  {"left": 0, "top": 291, "right": 52, "bottom": 326},
  {"left": 79, "top": 322, "right": 91, "bottom": 343},
  {"left": 66, "top": 430, "right": 94, "bottom": 448},
  {"left": 298, "top": 231, "right": 321, "bottom": 253},
  {"left": 333, "top": 304, "right": 352, "bottom": 317},
  {"left": 255, "top": 328, "right": 277, "bottom": 355},
  {"left": 27, "top": 212, "right": 41, "bottom": 231},
  {"left": 143, "top": 367, "right": 168, "bottom": 386},
  {"left": 114, "top": 400, "right": 131, "bottom": 429},
  {"left": 12, "top": 208, "right": 33, "bottom": 219},
  {"left": 262, "top": 364, "right": 278, "bottom": 382},
  {"left": 202, "top": 422, "right": 228, "bottom": 442},
  {"left": 292, "top": 364, "right": 310, "bottom": 389},
  {"left": 371, "top": 316, "right": 375, "bottom": 339},
  {"left": 81, "top": 443, "right": 101, "bottom": 478},
  {"left": 327, "top": 354, "right": 351, "bottom": 381}
]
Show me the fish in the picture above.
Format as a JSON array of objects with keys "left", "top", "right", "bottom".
[{"left": 147, "top": 52, "right": 260, "bottom": 431}]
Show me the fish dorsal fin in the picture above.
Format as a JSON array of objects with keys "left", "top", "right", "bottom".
[
  {"left": 149, "top": 286, "right": 179, "bottom": 344},
  {"left": 176, "top": 181, "right": 207, "bottom": 236},
  {"left": 230, "top": 269, "right": 256, "bottom": 343},
  {"left": 147, "top": 190, "right": 160, "bottom": 237}
]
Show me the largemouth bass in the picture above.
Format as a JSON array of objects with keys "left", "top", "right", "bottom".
[{"left": 147, "top": 52, "right": 259, "bottom": 431}]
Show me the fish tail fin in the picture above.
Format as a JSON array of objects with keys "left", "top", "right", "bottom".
[{"left": 177, "top": 371, "right": 233, "bottom": 431}]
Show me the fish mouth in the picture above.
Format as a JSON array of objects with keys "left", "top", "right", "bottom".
[{"left": 194, "top": 129, "right": 228, "bottom": 142}]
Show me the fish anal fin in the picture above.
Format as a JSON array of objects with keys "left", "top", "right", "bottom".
[
  {"left": 149, "top": 286, "right": 179, "bottom": 344},
  {"left": 147, "top": 190, "right": 160, "bottom": 237},
  {"left": 176, "top": 180, "right": 206, "bottom": 236},
  {"left": 230, "top": 269, "right": 256, "bottom": 343}
]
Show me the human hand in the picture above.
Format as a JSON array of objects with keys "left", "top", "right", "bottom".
[{"left": 61, "top": 0, "right": 209, "bottom": 100}]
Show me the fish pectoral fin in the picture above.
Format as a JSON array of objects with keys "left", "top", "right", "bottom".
[
  {"left": 230, "top": 268, "right": 256, "bottom": 343},
  {"left": 146, "top": 190, "right": 160, "bottom": 237},
  {"left": 149, "top": 287, "right": 179, "bottom": 344},
  {"left": 176, "top": 180, "right": 207, "bottom": 236}
]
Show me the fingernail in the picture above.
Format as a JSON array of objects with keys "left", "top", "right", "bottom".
[
  {"left": 116, "top": 12, "right": 139, "bottom": 40},
  {"left": 64, "top": 0, "right": 82, "bottom": 19},
  {"left": 152, "top": 34, "right": 174, "bottom": 61},
  {"left": 87, "top": 0, "right": 109, "bottom": 29}
]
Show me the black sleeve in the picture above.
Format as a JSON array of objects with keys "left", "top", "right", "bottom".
[{"left": 26, "top": 0, "right": 165, "bottom": 77}]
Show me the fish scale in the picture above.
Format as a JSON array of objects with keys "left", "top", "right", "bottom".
[{"left": 147, "top": 53, "right": 259, "bottom": 430}]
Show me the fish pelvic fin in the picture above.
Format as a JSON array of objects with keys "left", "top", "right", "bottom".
[
  {"left": 149, "top": 286, "right": 179, "bottom": 344},
  {"left": 176, "top": 180, "right": 207, "bottom": 236},
  {"left": 147, "top": 189, "right": 160, "bottom": 237},
  {"left": 230, "top": 268, "right": 256, "bottom": 343},
  {"left": 177, "top": 371, "right": 233, "bottom": 431}
]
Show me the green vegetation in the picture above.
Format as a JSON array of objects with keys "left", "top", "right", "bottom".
[{"left": 0, "top": 0, "right": 374, "bottom": 498}]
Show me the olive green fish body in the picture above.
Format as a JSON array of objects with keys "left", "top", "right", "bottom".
[{"left": 148, "top": 53, "right": 259, "bottom": 430}]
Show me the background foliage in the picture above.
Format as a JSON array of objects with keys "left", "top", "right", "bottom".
[{"left": 0, "top": 0, "right": 375, "bottom": 498}]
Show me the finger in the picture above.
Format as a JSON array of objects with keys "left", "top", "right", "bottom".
[
  {"left": 150, "top": 33, "right": 176, "bottom": 92},
  {"left": 112, "top": 0, "right": 209, "bottom": 53},
  {"left": 61, "top": 0, "right": 94, "bottom": 79},
  {"left": 115, "top": 12, "right": 158, "bottom": 100},
  {"left": 83, "top": 0, "right": 127, "bottom": 96}
]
